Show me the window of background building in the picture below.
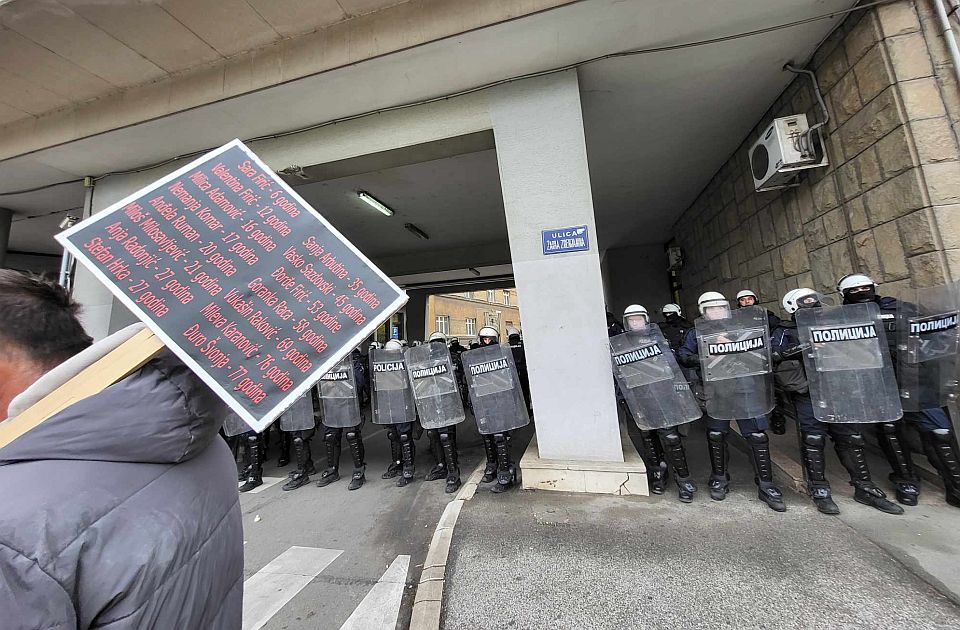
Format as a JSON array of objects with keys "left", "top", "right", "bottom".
[
  {"left": 466, "top": 318, "right": 476, "bottom": 336},
  {"left": 487, "top": 289, "right": 495, "bottom": 302},
  {"left": 436, "top": 315, "right": 450, "bottom": 334},
  {"left": 503, "top": 290, "right": 511, "bottom": 306},
  {"left": 505, "top": 320, "right": 514, "bottom": 330}
]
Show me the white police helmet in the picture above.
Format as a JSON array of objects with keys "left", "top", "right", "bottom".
[
  {"left": 697, "top": 291, "right": 728, "bottom": 315},
  {"left": 623, "top": 304, "right": 649, "bottom": 331},
  {"left": 478, "top": 326, "right": 499, "bottom": 342},
  {"left": 661, "top": 303, "right": 682, "bottom": 316},
  {"left": 429, "top": 331, "right": 447, "bottom": 343},
  {"left": 384, "top": 339, "right": 403, "bottom": 350},
  {"left": 783, "top": 287, "right": 820, "bottom": 314},
  {"left": 837, "top": 273, "right": 876, "bottom": 293},
  {"left": 736, "top": 289, "right": 758, "bottom": 301}
]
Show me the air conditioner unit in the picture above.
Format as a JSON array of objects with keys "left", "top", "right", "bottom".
[{"left": 749, "top": 114, "right": 827, "bottom": 192}]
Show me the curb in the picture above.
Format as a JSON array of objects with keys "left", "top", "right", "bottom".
[{"left": 409, "top": 460, "right": 486, "bottom": 630}]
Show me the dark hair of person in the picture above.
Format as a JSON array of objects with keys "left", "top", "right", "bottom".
[{"left": 0, "top": 270, "right": 93, "bottom": 369}]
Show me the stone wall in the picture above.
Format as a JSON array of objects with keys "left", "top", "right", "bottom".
[{"left": 672, "top": 0, "right": 960, "bottom": 317}]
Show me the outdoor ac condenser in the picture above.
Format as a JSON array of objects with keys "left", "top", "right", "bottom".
[{"left": 749, "top": 113, "right": 827, "bottom": 192}]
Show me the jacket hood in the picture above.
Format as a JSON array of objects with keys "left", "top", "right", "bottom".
[{"left": 1, "top": 326, "right": 225, "bottom": 466}]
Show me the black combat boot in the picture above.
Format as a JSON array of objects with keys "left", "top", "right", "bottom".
[
  {"left": 481, "top": 434, "right": 498, "bottom": 483},
  {"left": 346, "top": 427, "right": 366, "bottom": 491},
  {"left": 640, "top": 431, "right": 668, "bottom": 495},
  {"left": 382, "top": 428, "right": 402, "bottom": 479},
  {"left": 282, "top": 435, "right": 312, "bottom": 491},
  {"left": 922, "top": 429, "right": 960, "bottom": 508},
  {"left": 834, "top": 432, "right": 902, "bottom": 514},
  {"left": 746, "top": 432, "right": 786, "bottom": 512},
  {"left": 491, "top": 433, "right": 516, "bottom": 494},
  {"left": 707, "top": 430, "right": 730, "bottom": 501},
  {"left": 278, "top": 431, "right": 292, "bottom": 468},
  {"left": 425, "top": 429, "right": 447, "bottom": 481},
  {"left": 316, "top": 429, "right": 342, "bottom": 487},
  {"left": 660, "top": 429, "right": 696, "bottom": 503},
  {"left": 441, "top": 427, "right": 461, "bottom": 494},
  {"left": 876, "top": 422, "right": 920, "bottom": 505},
  {"left": 239, "top": 434, "right": 263, "bottom": 493},
  {"left": 397, "top": 432, "right": 416, "bottom": 487},
  {"left": 800, "top": 433, "right": 839, "bottom": 514},
  {"left": 770, "top": 410, "right": 787, "bottom": 436}
]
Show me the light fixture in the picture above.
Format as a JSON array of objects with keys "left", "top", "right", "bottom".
[
  {"left": 468, "top": 267, "right": 481, "bottom": 276},
  {"left": 59, "top": 215, "right": 80, "bottom": 230},
  {"left": 404, "top": 223, "right": 430, "bottom": 240},
  {"left": 357, "top": 191, "right": 395, "bottom": 216}
]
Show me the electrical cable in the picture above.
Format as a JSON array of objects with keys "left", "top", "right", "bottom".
[{"left": 0, "top": 0, "right": 896, "bottom": 195}]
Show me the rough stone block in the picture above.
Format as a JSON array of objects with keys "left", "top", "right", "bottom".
[
  {"left": 796, "top": 271, "right": 815, "bottom": 291},
  {"left": 899, "top": 78, "right": 947, "bottom": 120},
  {"left": 753, "top": 250, "right": 774, "bottom": 274},
  {"left": 910, "top": 117, "right": 959, "bottom": 164},
  {"left": 898, "top": 209, "right": 938, "bottom": 256},
  {"left": 877, "top": 1, "right": 922, "bottom": 37},
  {"left": 758, "top": 205, "right": 777, "bottom": 250},
  {"left": 875, "top": 126, "right": 915, "bottom": 178},
  {"left": 854, "top": 44, "right": 893, "bottom": 104},
  {"left": 828, "top": 239, "right": 854, "bottom": 277},
  {"left": 839, "top": 88, "right": 902, "bottom": 159},
  {"left": 853, "top": 230, "right": 882, "bottom": 276},
  {"left": 781, "top": 238, "right": 810, "bottom": 276},
  {"left": 823, "top": 207, "right": 849, "bottom": 243},
  {"left": 863, "top": 168, "right": 925, "bottom": 225},
  {"left": 831, "top": 71, "right": 863, "bottom": 126},
  {"left": 817, "top": 45, "right": 849, "bottom": 93},
  {"left": 846, "top": 194, "right": 870, "bottom": 232},
  {"left": 945, "top": 249, "right": 960, "bottom": 281},
  {"left": 785, "top": 193, "right": 804, "bottom": 239},
  {"left": 772, "top": 198, "right": 790, "bottom": 245},
  {"left": 886, "top": 32, "right": 934, "bottom": 81},
  {"left": 808, "top": 246, "right": 835, "bottom": 293},
  {"left": 933, "top": 204, "right": 960, "bottom": 249},
  {"left": 796, "top": 180, "right": 818, "bottom": 224},
  {"left": 875, "top": 220, "right": 910, "bottom": 280},
  {"left": 758, "top": 271, "right": 776, "bottom": 301},
  {"left": 804, "top": 217, "right": 828, "bottom": 250},
  {"left": 907, "top": 251, "right": 947, "bottom": 286},
  {"left": 922, "top": 161, "right": 960, "bottom": 205},
  {"left": 772, "top": 247, "right": 784, "bottom": 279},
  {"left": 811, "top": 175, "right": 842, "bottom": 217},
  {"left": 845, "top": 12, "right": 880, "bottom": 64},
  {"left": 838, "top": 160, "right": 862, "bottom": 201}
]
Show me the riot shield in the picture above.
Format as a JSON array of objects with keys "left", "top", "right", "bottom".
[
  {"left": 695, "top": 305, "right": 775, "bottom": 420},
  {"left": 278, "top": 393, "right": 315, "bottom": 431},
  {"left": 370, "top": 347, "right": 417, "bottom": 425},
  {"left": 461, "top": 344, "right": 531, "bottom": 435},
  {"left": 796, "top": 302, "right": 902, "bottom": 423},
  {"left": 610, "top": 326, "right": 702, "bottom": 430},
  {"left": 223, "top": 411, "right": 251, "bottom": 437},
  {"left": 318, "top": 355, "right": 362, "bottom": 428},
  {"left": 897, "top": 283, "right": 960, "bottom": 412},
  {"left": 404, "top": 343, "right": 466, "bottom": 430}
]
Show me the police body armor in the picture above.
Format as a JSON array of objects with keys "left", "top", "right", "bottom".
[
  {"left": 610, "top": 325, "right": 702, "bottom": 431},
  {"left": 461, "top": 344, "right": 531, "bottom": 435},
  {"left": 897, "top": 283, "right": 960, "bottom": 412},
  {"left": 695, "top": 305, "right": 775, "bottom": 420},
  {"left": 404, "top": 342, "right": 466, "bottom": 430},
  {"left": 278, "top": 393, "right": 316, "bottom": 431},
  {"left": 370, "top": 347, "right": 418, "bottom": 425},
  {"left": 318, "top": 355, "right": 362, "bottom": 428},
  {"left": 796, "top": 302, "right": 902, "bottom": 423}
]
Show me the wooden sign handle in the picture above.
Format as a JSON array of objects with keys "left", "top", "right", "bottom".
[{"left": 0, "top": 329, "right": 165, "bottom": 450}]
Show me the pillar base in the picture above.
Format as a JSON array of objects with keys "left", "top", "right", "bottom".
[{"left": 519, "top": 424, "right": 649, "bottom": 496}]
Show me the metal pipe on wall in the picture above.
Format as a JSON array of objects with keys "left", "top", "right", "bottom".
[{"left": 933, "top": 0, "right": 960, "bottom": 87}]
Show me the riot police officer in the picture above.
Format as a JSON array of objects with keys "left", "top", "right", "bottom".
[
  {"left": 316, "top": 353, "right": 367, "bottom": 491},
  {"left": 278, "top": 393, "right": 317, "bottom": 491},
  {"left": 419, "top": 332, "right": 464, "bottom": 493},
  {"left": 616, "top": 305, "right": 699, "bottom": 502},
  {"left": 736, "top": 289, "right": 782, "bottom": 329},
  {"left": 465, "top": 326, "right": 530, "bottom": 493},
  {"left": 679, "top": 291, "right": 786, "bottom": 511},
  {"left": 224, "top": 412, "right": 265, "bottom": 493},
  {"left": 507, "top": 327, "right": 531, "bottom": 413},
  {"left": 659, "top": 303, "right": 693, "bottom": 354},
  {"left": 772, "top": 288, "right": 902, "bottom": 514},
  {"left": 839, "top": 273, "right": 960, "bottom": 507},
  {"left": 372, "top": 339, "right": 420, "bottom": 486}
]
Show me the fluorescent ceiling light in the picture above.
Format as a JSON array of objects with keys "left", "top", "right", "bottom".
[
  {"left": 404, "top": 223, "right": 430, "bottom": 240},
  {"left": 357, "top": 191, "right": 394, "bottom": 216}
]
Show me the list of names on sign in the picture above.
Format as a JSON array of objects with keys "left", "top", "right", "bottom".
[{"left": 59, "top": 140, "right": 407, "bottom": 431}]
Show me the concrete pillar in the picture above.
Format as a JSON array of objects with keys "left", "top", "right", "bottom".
[
  {"left": 0, "top": 208, "right": 11, "bottom": 268},
  {"left": 489, "top": 71, "right": 622, "bottom": 462},
  {"left": 405, "top": 289, "right": 429, "bottom": 342}
]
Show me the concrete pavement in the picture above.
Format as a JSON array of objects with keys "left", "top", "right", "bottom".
[{"left": 443, "top": 423, "right": 960, "bottom": 629}]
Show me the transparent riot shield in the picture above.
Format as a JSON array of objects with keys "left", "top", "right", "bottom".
[
  {"left": 318, "top": 355, "right": 362, "bottom": 428},
  {"left": 370, "top": 347, "right": 417, "bottom": 425},
  {"left": 223, "top": 411, "right": 251, "bottom": 437},
  {"left": 405, "top": 343, "right": 466, "bottom": 430},
  {"left": 695, "top": 305, "right": 775, "bottom": 420},
  {"left": 897, "top": 283, "right": 960, "bottom": 412},
  {"left": 461, "top": 344, "right": 531, "bottom": 435},
  {"left": 278, "top": 393, "right": 315, "bottom": 431},
  {"left": 796, "top": 302, "right": 902, "bottom": 423},
  {"left": 610, "top": 326, "right": 702, "bottom": 430}
]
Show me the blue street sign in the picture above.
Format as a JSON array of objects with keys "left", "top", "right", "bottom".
[
  {"left": 391, "top": 326, "right": 399, "bottom": 339},
  {"left": 542, "top": 225, "right": 589, "bottom": 255}
]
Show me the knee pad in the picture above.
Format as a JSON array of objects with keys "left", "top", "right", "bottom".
[
  {"left": 324, "top": 430, "right": 339, "bottom": 445},
  {"left": 494, "top": 433, "right": 508, "bottom": 446},
  {"left": 932, "top": 428, "right": 954, "bottom": 442},
  {"left": 747, "top": 431, "right": 768, "bottom": 445},
  {"left": 878, "top": 422, "right": 899, "bottom": 436},
  {"left": 399, "top": 432, "right": 412, "bottom": 444},
  {"left": 387, "top": 427, "right": 399, "bottom": 442},
  {"left": 439, "top": 431, "right": 452, "bottom": 445},
  {"left": 661, "top": 431, "right": 682, "bottom": 447},
  {"left": 707, "top": 430, "right": 725, "bottom": 443},
  {"left": 292, "top": 436, "right": 304, "bottom": 447},
  {"left": 246, "top": 434, "right": 258, "bottom": 446},
  {"left": 802, "top": 433, "right": 826, "bottom": 448},
  {"left": 345, "top": 430, "right": 359, "bottom": 441}
]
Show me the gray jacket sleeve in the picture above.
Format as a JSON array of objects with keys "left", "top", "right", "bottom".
[{"left": 0, "top": 543, "right": 76, "bottom": 629}]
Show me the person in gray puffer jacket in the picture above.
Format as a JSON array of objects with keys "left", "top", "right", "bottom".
[{"left": 0, "top": 270, "right": 243, "bottom": 629}]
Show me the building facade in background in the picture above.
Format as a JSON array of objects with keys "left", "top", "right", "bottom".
[{"left": 426, "top": 289, "right": 522, "bottom": 341}]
